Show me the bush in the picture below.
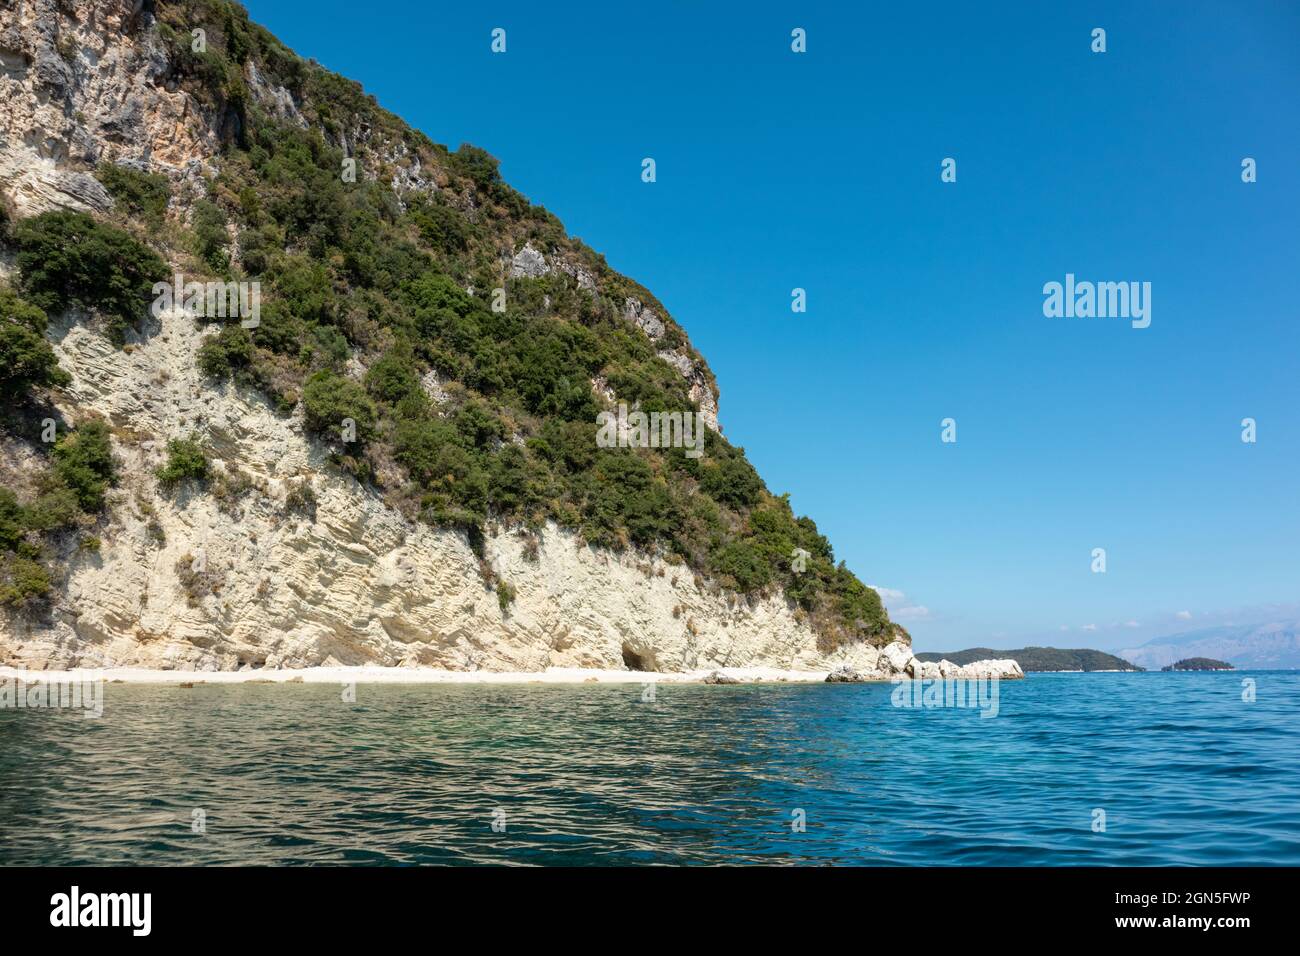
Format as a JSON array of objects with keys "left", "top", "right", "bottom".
[
  {"left": 13, "top": 211, "right": 168, "bottom": 344},
  {"left": 52, "top": 421, "right": 116, "bottom": 511},
  {"left": 156, "top": 437, "right": 211, "bottom": 488},
  {"left": 192, "top": 199, "right": 231, "bottom": 272},
  {"left": 20, "top": 482, "right": 82, "bottom": 534},
  {"left": 407, "top": 197, "right": 471, "bottom": 255},
  {"left": 448, "top": 144, "right": 503, "bottom": 194},
  {"left": 710, "top": 540, "right": 773, "bottom": 593},
  {"left": 302, "top": 370, "right": 376, "bottom": 444},
  {"left": 0, "top": 488, "right": 24, "bottom": 552},
  {"left": 197, "top": 325, "right": 255, "bottom": 378},
  {"left": 364, "top": 346, "right": 421, "bottom": 405},
  {"left": 0, "top": 555, "right": 51, "bottom": 607},
  {"left": 0, "top": 285, "right": 70, "bottom": 400},
  {"left": 96, "top": 163, "right": 170, "bottom": 226}
]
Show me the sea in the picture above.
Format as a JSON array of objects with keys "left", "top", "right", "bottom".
[{"left": 0, "top": 671, "right": 1296, "bottom": 865}]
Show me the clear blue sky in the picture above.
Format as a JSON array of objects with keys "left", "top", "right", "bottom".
[{"left": 241, "top": 0, "right": 1299, "bottom": 652}]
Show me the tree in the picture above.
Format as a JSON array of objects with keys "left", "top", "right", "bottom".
[
  {"left": 0, "top": 286, "right": 70, "bottom": 400},
  {"left": 51, "top": 421, "right": 116, "bottom": 512},
  {"left": 302, "top": 370, "right": 376, "bottom": 443},
  {"left": 13, "top": 211, "right": 167, "bottom": 344}
]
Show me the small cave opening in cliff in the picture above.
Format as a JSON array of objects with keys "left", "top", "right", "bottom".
[{"left": 621, "top": 645, "right": 648, "bottom": 672}]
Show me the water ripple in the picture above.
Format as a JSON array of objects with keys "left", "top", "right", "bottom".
[{"left": 0, "top": 672, "right": 1297, "bottom": 864}]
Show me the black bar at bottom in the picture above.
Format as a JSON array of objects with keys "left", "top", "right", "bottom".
[{"left": 0, "top": 866, "right": 1284, "bottom": 941}]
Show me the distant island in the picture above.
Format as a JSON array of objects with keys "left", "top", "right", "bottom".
[
  {"left": 1161, "top": 657, "right": 1234, "bottom": 671},
  {"left": 914, "top": 647, "right": 1143, "bottom": 672}
]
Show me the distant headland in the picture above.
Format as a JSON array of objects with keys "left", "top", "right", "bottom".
[{"left": 915, "top": 647, "right": 1143, "bottom": 672}]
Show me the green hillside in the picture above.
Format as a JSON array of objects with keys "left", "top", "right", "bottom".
[
  {"left": 1, "top": 0, "right": 901, "bottom": 651},
  {"left": 914, "top": 646, "right": 1143, "bottom": 672}
]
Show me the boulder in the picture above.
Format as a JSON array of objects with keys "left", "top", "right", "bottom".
[
  {"left": 702, "top": 670, "right": 740, "bottom": 685},
  {"left": 825, "top": 665, "right": 865, "bottom": 683},
  {"left": 879, "top": 641, "right": 913, "bottom": 674},
  {"left": 963, "top": 658, "right": 1024, "bottom": 680}
]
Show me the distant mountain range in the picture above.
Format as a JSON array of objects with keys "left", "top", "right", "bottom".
[
  {"left": 914, "top": 647, "right": 1142, "bottom": 672},
  {"left": 1120, "top": 621, "right": 1300, "bottom": 670}
]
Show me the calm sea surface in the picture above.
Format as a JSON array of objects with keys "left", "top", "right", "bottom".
[{"left": 0, "top": 672, "right": 1296, "bottom": 865}]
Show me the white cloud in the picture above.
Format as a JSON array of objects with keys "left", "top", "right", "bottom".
[
  {"left": 1082, "top": 624, "right": 1098, "bottom": 631},
  {"left": 1058, "top": 625, "right": 1070, "bottom": 632},
  {"left": 1176, "top": 610, "right": 1193, "bottom": 620},
  {"left": 1124, "top": 620, "right": 1140, "bottom": 628},
  {"left": 869, "top": 585, "right": 929, "bottom": 621}
]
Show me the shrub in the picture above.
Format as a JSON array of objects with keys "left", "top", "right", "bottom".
[
  {"left": 96, "top": 163, "right": 170, "bottom": 226},
  {"left": 0, "top": 555, "right": 52, "bottom": 607},
  {"left": 13, "top": 211, "right": 167, "bottom": 344},
  {"left": 20, "top": 483, "right": 82, "bottom": 534},
  {"left": 284, "top": 480, "right": 317, "bottom": 518},
  {"left": 52, "top": 421, "right": 116, "bottom": 511},
  {"left": 197, "top": 325, "right": 255, "bottom": 378},
  {"left": 698, "top": 453, "right": 764, "bottom": 511},
  {"left": 0, "top": 489, "right": 24, "bottom": 552},
  {"left": 302, "top": 370, "right": 376, "bottom": 444},
  {"left": 407, "top": 197, "right": 471, "bottom": 255},
  {"left": 496, "top": 579, "right": 516, "bottom": 612},
  {"left": 710, "top": 539, "right": 773, "bottom": 594},
  {"left": 364, "top": 347, "right": 421, "bottom": 405},
  {"left": 0, "top": 286, "right": 70, "bottom": 400},
  {"left": 448, "top": 144, "right": 503, "bottom": 194},
  {"left": 192, "top": 199, "right": 231, "bottom": 272},
  {"left": 156, "top": 437, "right": 211, "bottom": 488}
]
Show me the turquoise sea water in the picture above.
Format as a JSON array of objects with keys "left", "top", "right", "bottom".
[{"left": 0, "top": 672, "right": 1296, "bottom": 865}]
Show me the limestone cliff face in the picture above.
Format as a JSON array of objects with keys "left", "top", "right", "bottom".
[
  {"left": 0, "top": 0, "right": 886, "bottom": 673},
  {"left": 1, "top": 290, "right": 880, "bottom": 673},
  {"left": 0, "top": 0, "right": 217, "bottom": 216}
]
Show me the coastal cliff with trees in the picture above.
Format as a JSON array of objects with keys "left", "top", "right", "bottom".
[{"left": 0, "top": 0, "right": 916, "bottom": 674}]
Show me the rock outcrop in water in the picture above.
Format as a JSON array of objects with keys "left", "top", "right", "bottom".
[{"left": 826, "top": 646, "right": 1024, "bottom": 682}]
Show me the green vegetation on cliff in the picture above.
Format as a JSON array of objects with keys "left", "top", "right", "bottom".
[{"left": 0, "top": 0, "right": 899, "bottom": 648}]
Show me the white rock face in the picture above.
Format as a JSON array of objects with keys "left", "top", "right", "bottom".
[
  {"left": 879, "top": 640, "right": 913, "bottom": 674},
  {"left": 655, "top": 349, "right": 721, "bottom": 433},
  {"left": 0, "top": 306, "right": 889, "bottom": 674},
  {"left": 623, "top": 297, "right": 666, "bottom": 340},
  {"left": 0, "top": 0, "right": 218, "bottom": 215},
  {"left": 509, "top": 242, "right": 550, "bottom": 279}
]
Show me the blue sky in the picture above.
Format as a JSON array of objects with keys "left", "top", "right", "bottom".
[{"left": 241, "top": 0, "right": 1299, "bottom": 652}]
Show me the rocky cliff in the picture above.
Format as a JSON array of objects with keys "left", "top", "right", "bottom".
[{"left": 0, "top": 0, "right": 921, "bottom": 675}]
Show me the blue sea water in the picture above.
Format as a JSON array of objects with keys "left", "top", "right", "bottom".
[{"left": 0, "top": 672, "right": 1296, "bottom": 865}]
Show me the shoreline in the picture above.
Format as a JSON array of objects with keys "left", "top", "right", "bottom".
[{"left": 0, "top": 665, "right": 852, "bottom": 686}]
